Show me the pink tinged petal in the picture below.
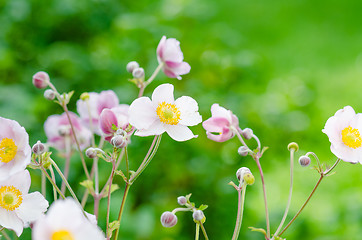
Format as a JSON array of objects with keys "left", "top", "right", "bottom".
[
  {"left": 97, "top": 90, "right": 119, "bottom": 115},
  {"left": 0, "top": 208, "right": 24, "bottom": 236},
  {"left": 164, "top": 124, "right": 197, "bottom": 142},
  {"left": 16, "top": 192, "right": 49, "bottom": 223},
  {"left": 202, "top": 117, "right": 230, "bottom": 133},
  {"left": 163, "top": 38, "right": 184, "bottom": 63},
  {"left": 157, "top": 36, "right": 167, "bottom": 60},
  {"left": 163, "top": 62, "right": 191, "bottom": 80},
  {"left": 175, "top": 96, "right": 202, "bottom": 126},
  {"left": 76, "top": 92, "right": 99, "bottom": 120},
  {"left": 135, "top": 120, "right": 165, "bottom": 137},
  {"left": 210, "top": 104, "right": 233, "bottom": 123},
  {"left": 129, "top": 97, "right": 158, "bottom": 130},
  {"left": 99, "top": 109, "right": 118, "bottom": 135},
  {"left": 151, "top": 84, "right": 175, "bottom": 106}
]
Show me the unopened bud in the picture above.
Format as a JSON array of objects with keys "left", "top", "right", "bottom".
[
  {"left": 299, "top": 155, "right": 311, "bottom": 167},
  {"left": 80, "top": 92, "right": 90, "bottom": 101},
  {"left": 288, "top": 142, "right": 299, "bottom": 152},
  {"left": 126, "top": 61, "right": 140, "bottom": 73},
  {"left": 242, "top": 128, "right": 253, "bottom": 140},
  {"left": 85, "top": 148, "right": 97, "bottom": 159},
  {"left": 238, "top": 146, "right": 249, "bottom": 157},
  {"left": 58, "top": 126, "right": 71, "bottom": 136},
  {"left": 111, "top": 135, "right": 127, "bottom": 148},
  {"left": 160, "top": 211, "right": 177, "bottom": 228},
  {"left": 132, "top": 67, "right": 145, "bottom": 79},
  {"left": 44, "top": 89, "right": 55, "bottom": 100},
  {"left": 32, "top": 141, "right": 45, "bottom": 155},
  {"left": 236, "top": 167, "right": 251, "bottom": 182},
  {"left": 116, "top": 129, "right": 126, "bottom": 136},
  {"left": 32, "top": 71, "right": 49, "bottom": 89},
  {"left": 177, "top": 196, "right": 187, "bottom": 206},
  {"left": 192, "top": 210, "right": 204, "bottom": 221},
  {"left": 243, "top": 173, "right": 255, "bottom": 185}
]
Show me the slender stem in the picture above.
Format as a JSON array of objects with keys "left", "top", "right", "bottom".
[
  {"left": 100, "top": 149, "right": 125, "bottom": 196},
  {"left": 232, "top": 127, "right": 248, "bottom": 148},
  {"left": 125, "top": 147, "right": 130, "bottom": 180},
  {"left": 273, "top": 149, "right": 295, "bottom": 238},
  {"left": 171, "top": 207, "right": 193, "bottom": 214},
  {"left": 279, "top": 175, "right": 324, "bottom": 236},
  {"left": 49, "top": 166, "right": 58, "bottom": 201},
  {"left": 199, "top": 222, "right": 209, "bottom": 240},
  {"left": 139, "top": 136, "right": 158, "bottom": 169},
  {"left": 61, "top": 137, "right": 72, "bottom": 194},
  {"left": 106, "top": 158, "right": 117, "bottom": 238},
  {"left": 252, "top": 134, "right": 261, "bottom": 151},
  {"left": 195, "top": 223, "right": 200, "bottom": 240},
  {"left": 0, "top": 229, "right": 11, "bottom": 240},
  {"left": 40, "top": 166, "right": 65, "bottom": 199},
  {"left": 138, "top": 62, "right": 164, "bottom": 97},
  {"left": 255, "top": 157, "right": 270, "bottom": 239},
  {"left": 113, "top": 183, "right": 131, "bottom": 240},
  {"left": 324, "top": 158, "right": 341, "bottom": 175},
  {"left": 232, "top": 184, "right": 247, "bottom": 240},
  {"left": 305, "top": 152, "right": 322, "bottom": 171},
  {"left": 41, "top": 171, "right": 46, "bottom": 197}
]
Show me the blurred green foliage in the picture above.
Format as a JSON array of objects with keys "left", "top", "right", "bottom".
[{"left": 1, "top": 0, "right": 362, "bottom": 239}]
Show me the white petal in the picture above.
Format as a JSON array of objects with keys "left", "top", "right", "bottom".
[
  {"left": 175, "top": 96, "right": 202, "bottom": 126},
  {"left": 135, "top": 120, "right": 165, "bottom": 137},
  {"left": 16, "top": 192, "right": 49, "bottom": 223},
  {"left": 0, "top": 170, "right": 31, "bottom": 194},
  {"left": 129, "top": 97, "right": 158, "bottom": 130},
  {"left": 151, "top": 84, "right": 175, "bottom": 107},
  {"left": 164, "top": 124, "right": 197, "bottom": 142},
  {"left": 210, "top": 104, "right": 232, "bottom": 123},
  {"left": 72, "top": 223, "right": 106, "bottom": 240},
  {"left": 0, "top": 208, "right": 24, "bottom": 236}
]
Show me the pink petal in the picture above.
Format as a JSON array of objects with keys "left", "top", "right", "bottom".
[
  {"left": 99, "top": 109, "right": 118, "bottom": 135},
  {"left": 202, "top": 117, "right": 230, "bottom": 133},
  {"left": 97, "top": 90, "right": 119, "bottom": 115},
  {"left": 210, "top": 104, "right": 232, "bottom": 123},
  {"left": 157, "top": 36, "right": 166, "bottom": 60},
  {"left": 164, "top": 124, "right": 197, "bottom": 142},
  {"left": 163, "top": 38, "right": 183, "bottom": 63}
]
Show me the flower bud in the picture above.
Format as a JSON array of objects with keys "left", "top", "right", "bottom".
[
  {"left": 85, "top": 148, "right": 97, "bottom": 159},
  {"left": 238, "top": 146, "right": 249, "bottom": 157},
  {"left": 80, "top": 92, "right": 90, "bottom": 101},
  {"left": 160, "top": 211, "right": 177, "bottom": 228},
  {"left": 132, "top": 67, "right": 145, "bottom": 79},
  {"left": 243, "top": 173, "right": 255, "bottom": 185},
  {"left": 32, "top": 71, "right": 50, "bottom": 89},
  {"left": 236, "top": 167, "right": 251, "bottom": 182},
  {"left": 111, "top": 135, "right": 127, "bottom": 148},
  {"left": 44, "top": 89, "right": 55, "bottom": 100},
  {"left": 177, "top": 196, "right": 187, "bottom": 206},
  {"left": 299, "top": 155, "right": 311, "bottom": 167},
  {"left": 126, "top": 61, "right": 140, "bottom": 73},
  {"left": 242, "top": 128, "right": 253, "bottom": 140},
  {"left": 32, "top": 141, "right": 45, "bottom": 155},
  {"left": 192, "top": 210, "right": 204, "bottom": 221},
  {"left": 288, "top": 142, "right": 299, "bottom": 152}
]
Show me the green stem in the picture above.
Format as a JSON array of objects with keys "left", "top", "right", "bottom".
[
  {"left": 106, "top": 158, "right": 117, "bottom": 238},
  {"left": 200, "top": 222, "right": 209, "bottom": 240},
  {"left": 40, "top": 166, "right": 65, "bottom": 199},
  {"left": 0, "top": 229, "right": 11, "bottom": 240},
  {"left": 49, "top": 166, "right": 58, "bottom": 201},
  {"left": 231, "top": 183, "right": 247, "bottom": 240},
  {"left": 113, "top": 183, "right": 131, "bottom": 240},
  {"left": 41, "top": 170, "right": 46, "bottom": 197},
  {"left": 195, "top": 223, "right": 200, "bottom": 240}
]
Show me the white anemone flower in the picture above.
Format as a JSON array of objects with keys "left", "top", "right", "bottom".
[
  {"left": 129, "top": 84, "right": 202, "bottom": 141},
  {"left": 32, "top": 198, "right": 105, "bottom": 240},
  {"left": 322, "top": 106, "right": 362, "bottom": 163},
  {"left": 0, "top": 170, "right": 48, "bottom": 236}
]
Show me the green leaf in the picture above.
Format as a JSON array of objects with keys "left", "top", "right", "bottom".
[
  {"left": 80, "top": 180, "right": 94, "bottom": 194},
  {"left": 249, "top": 227, "right": 267, "bottom": 238},
  {"left": 108, "top": 220, "right": 120, "bottom": 238},
  {"left": 198, "top": 204, "right": 208, "bottom": 211},
  {"left": 102, "top": 184, "right": 120, "bottom": 198}
]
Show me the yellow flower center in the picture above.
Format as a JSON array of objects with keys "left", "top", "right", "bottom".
[
  {"left": 341, "top": 126, "right": 362, "bottom": 148},
  {"left": 0, "top": 186, "right": 22, "bottom": 211},
  {"left": 0, "top": 138, "right": 18, "bottom": 163},
  {"left": 51, "top": 230, "right": 74, "bottom": 240},
  {"left": 156, "top": 102, "right": 181, "bottom": 125}
]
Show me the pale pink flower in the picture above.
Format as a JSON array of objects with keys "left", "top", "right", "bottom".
[
  {"left": 32, "top": 71, "right": 49, "bottom": 89},
  {"left": 322, "top": 106, "right": 362, "bottom": 163},
  {"left": 129, "top": 84, "right": 202, "bottom": 142},
  {"left": 0, "top": 117, "right": 31, "bottom": 181},
  {"left": 32, "top": 198, "right": 105, "bottom": 240},
  {"left": 99, "top": 105, "right": 131, "bottom": 141},
  {"left": 0, "top": 170, "right": 48, "bottom": 236},
  {"left": 76, "top": 90, "right": 119, "bottom": 135},
  {"left": 157, "top": 36, "right": 191, "bottom": 80},
  {"left": 44, "top": 112, "right": 92, "bottom": 151},
  {"left": 202, "top": 104, "right": 241, "bottom": 142}
]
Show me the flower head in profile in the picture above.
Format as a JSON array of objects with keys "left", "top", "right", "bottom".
[
  {"left": 202, "top": 104, "right": 241, "bottom": 142},
  {"left": 99, "top": 105, "right": 131, "bottom": 142},
  {"left": 0, "top": 117, "right": 31, "bottom": 181},
  {"left": 157, "top": 36, "right": 191, "bottom": 80},
  {"left": 0, "top": 170, "right": 48, "bottom": 236},
  {"left": 44, "top": 112, "right": 92, "bottom": 151},
  {"left": 77, "top": 90, "right": 119, "bottom": 135},
  {"left": 129, "top": 84, "right": 202, "bottom": 141},
  {"left": 322, "top": 106, "right": 362, "bottom": 163},
  {"left": 32, "top": 198, "right": 105, "bottom": 240}
]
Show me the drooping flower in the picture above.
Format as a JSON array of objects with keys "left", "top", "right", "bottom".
[
  {"left": 0, "top": 117, "right": 31, "bottom": 181},
  {"left": 202, "top": 104, "right": 241, "bottom": 142},
  {"left": 32, "top": 198, "right": 105, "bottom": 240},
  {"left": 322, "top": 106, "right": 362, "bottom": 163},
  {"left": 0, "top": 170, "right": 48, "bottom": 236},
  {"left": 76, "top": 90, "right": 119, "bottom": 135},
  {"left": 44, "top": 112, "right": 92, "bottom": 151},
  {"left": 99, "top": 105, "right": 131, "bottom": 142},
  {"left": 129, "top": 84, "right": 202, "bottom": 142},
  {"left": 157, "top": 36, "right": 191, "bottom": 80}
]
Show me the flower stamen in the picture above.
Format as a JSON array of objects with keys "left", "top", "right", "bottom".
[
  {"left": 52, "top": 230, "right": 75, "bottom": 240},
  {"left": 0, "top": 186, "right": 22, "bottom": 211},
  {"left": 0, "top": 138, "right": 18, "bottom": 163},
  {"left": 341, "top": 126, "right": 362, "bottom": 148},
  {"left": 156, "top": 102, "right": 181, "bottom": 125}
]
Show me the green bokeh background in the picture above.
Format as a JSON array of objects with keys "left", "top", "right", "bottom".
[{"left": 1, "top": 0, "right": 362, "bottom": 239}]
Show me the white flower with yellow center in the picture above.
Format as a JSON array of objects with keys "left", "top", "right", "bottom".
[
  {"left": 0, "top": 117, "right": 31, "bottom": 181},
  {"left": 129, "top": 84, "right": 202, "bottom": 141},
  {"left": 322, "top": 106, "right": 362, "bottom": 163},
  {"left": 32, "top": 198, "right": 105, "bottom": 240},
  {"left": 0, "top": 170, "right": 49, "bottom": 236}
]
